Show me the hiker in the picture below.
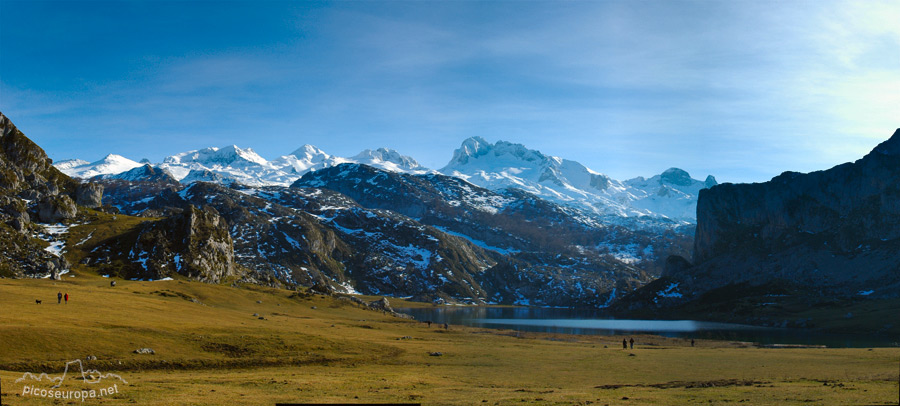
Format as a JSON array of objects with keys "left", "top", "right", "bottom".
[
  {"left": 425, "top": 320, "right": 432, "bottom": 328},
  {"left": 443, "top": 323, "right": 449, "bottom": 330},
  {"left": 691, "top": 339, "right": 695, "bottom": 347},
  {"left": 57, "top": 292, "right": 62, "bottom": 304},
  {"left": 629, "top": 338, "right": 634, "bottom": 349},
  {"left": 64, "top": 293, "right": 68, "bottom": 304},
  {"left": 622, "top": 338, "right": 627, "bottom": 349}
]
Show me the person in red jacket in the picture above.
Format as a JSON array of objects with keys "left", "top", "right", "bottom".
[{"left": 64, "top": 293, "right": 68, "bottom": 304}]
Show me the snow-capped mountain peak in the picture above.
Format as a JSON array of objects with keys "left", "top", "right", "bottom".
[
  {"left": 163, "top": 145, "right": 268, "bottom": 167},
  {"left": 449, "top": 136, "right": 492, "bottom": 165},
  {"left": 659, "top": 168, "right": 693, "bottom": 186},
  {"left": 53, "top": 158, "right": 89, "bottom": 171},
  {"left": 271, "top": 144, "right": 346, "bottom": 175},
  {"left": 441, "top": 138, "right": 715, "bottom": 226},
  {"left": 351, "top": 147, "right": 425, "bottom": 173},
  {"left": 442, "top": 137, "right": 617, "bottom": 197},
  {"left": 55, "top": 138, "right": 715, "bottom": 226},
  {"left": 56, "top": 154, "right": 142, "bottom": 179},
  {"left": 445, "top": 137, "right": 549, "bottom": 169},
  {"left": 290, "top": 144, "right": 330, "bottom": 161}
]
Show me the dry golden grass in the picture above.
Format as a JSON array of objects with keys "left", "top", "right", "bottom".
[{"left": 1, "top": 274, "right": 898, "bottom": 405}]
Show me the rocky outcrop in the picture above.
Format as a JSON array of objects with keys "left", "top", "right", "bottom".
[
  {"left": 75, "top": 183, "right": 103, "bottom": 208},
  {"left": 175, "top": 205, "right": 236, "bottom": 281},
  {"left": 617, "top": 129, "right": 900, "bottom": 326},
  {"left": 37, "top": 194, "right": 77, "bottom": 223},
  {"left": 1, "top": 196, "right": 30, "bottom": 232},
  {"left": 368, "top": 297, "right": 393, "bottom": 312},
  {"left": 87, "top": 204, "right": 238, "bottom": 282},
  {"left": 131, "top": 205, "right": 236, "bottom": 282}
]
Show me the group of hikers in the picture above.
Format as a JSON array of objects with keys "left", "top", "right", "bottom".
[
  {"left": 56, "top": 291, "right": 69, "bottom": 304},
  {"left": 424, "top": 320, "right": 449, "bottom": 329}
]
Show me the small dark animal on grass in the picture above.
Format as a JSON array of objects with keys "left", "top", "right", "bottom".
[{"left": 35, "top": 299, "right": 42, "bottom": 304}]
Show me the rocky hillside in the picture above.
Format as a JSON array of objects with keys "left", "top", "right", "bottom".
[
  {"left": 293, "top": 163, "right": 690, "bottom": 272},
  {"left": 617, "top": 129, "right": 900, "bottom": 329},
  {"left": 94, "top": 164, "right": 655, "bottom": 306},
  {"left": 292, "top": 163, "right": 664, "bottom": 304},
  {"left": 0, "top": 112, "right": 97, "bottom": 278},
  {"left": 98, "top": 178, "right": 502, "bottom": 301},
  {"left": 83, "top": 205, "right": 238, "bottom": 283},
  {"left": 0, "top": 112, "right": 241, "bottom": 284}
]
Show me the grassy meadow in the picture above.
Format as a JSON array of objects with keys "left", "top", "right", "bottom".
[{"left": 1, "top": 273, "right": 898, "bottom": 405}]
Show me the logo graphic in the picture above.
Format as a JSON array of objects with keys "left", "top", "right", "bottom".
[{"left": 15, "top": 359, "right": 128, "bottom": 402}]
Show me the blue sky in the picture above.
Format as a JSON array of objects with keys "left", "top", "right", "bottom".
[{"left": 1, "top": 0, "right": 897, "bottom": 183}]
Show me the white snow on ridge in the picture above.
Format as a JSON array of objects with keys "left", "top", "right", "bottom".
[
  {"left": 59, "top": 144, "right": 429, "bottom": 187},
  {"left": 351, "top": 148, "right": 430, "bottom": 174},
  {"left": 54, "top": 138, "right": 717, "bottom": 225},
  {"left": 56, "top": 154, "right": 142, "bottom": 178},
  {"left": 432, "top": 226, "right": 520, "bottom": 255},
  {"left": 440, "top": 137, "right": 717, "bottom": 224},
  {"left": 54, "top": 158, "right": 89, "bottom": 171}
]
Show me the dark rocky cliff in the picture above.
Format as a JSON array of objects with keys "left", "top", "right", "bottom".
[
  {"left": 617, "top": 129, "right": 900, "bottom": 331},
  {"left": 695, "top": 128, "right": 900, "bottom": 264}
]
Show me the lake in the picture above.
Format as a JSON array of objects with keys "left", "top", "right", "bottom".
[{"left": 395, "top": 306, "right": 899, "bottom": 348}]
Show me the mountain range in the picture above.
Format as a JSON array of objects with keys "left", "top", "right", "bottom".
[
  {"left": 3, "top": 109, "right": 898, "bottom": 333},
  {"left": 48, "top": 132, "right": 713, "bottom": 305},
  {"left": 56, "top": 138, "right": 716, "bottom": 229}
]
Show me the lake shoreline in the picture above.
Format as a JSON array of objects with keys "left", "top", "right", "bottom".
[{"left": 394, "top": 305, "right": 900, "bottom": 348}]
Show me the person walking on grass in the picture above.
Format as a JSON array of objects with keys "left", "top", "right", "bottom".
[
  {"left": 622, "top": 338, "right": 627, "bottom": 349},
  {"left": 629, "top": 338, "right": 634, "bottom": 349},
  {"left": 57, "top": 291, "right": 62, "bottom": 304},
  {"left": 64, "top": 292, "right": 68, "bottom": 304}
]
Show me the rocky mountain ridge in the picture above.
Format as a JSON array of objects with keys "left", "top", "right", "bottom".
[
  {"left": 441, "top": 137, "right": 716, "bottom": 227},
  {"left": 94, "top": 166, "right": 655, "bottom": 306},
  {"left": 55, "top": 138, "right": 716, "bottom": 227}
]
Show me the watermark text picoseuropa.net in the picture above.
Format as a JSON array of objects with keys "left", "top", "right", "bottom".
[
  {"left": 14, "top": 359, "right": 128, "bottom": 402},
  {"left": 21, "top": 383, "right": 121, "bottom": 402}
]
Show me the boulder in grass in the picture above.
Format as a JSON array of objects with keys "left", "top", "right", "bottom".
[
  {"left": 133, "top": 348, "right": 155, "bottom": 355},
  {"left": 368, "top": 297, "right": 393, "bottom": 313}
]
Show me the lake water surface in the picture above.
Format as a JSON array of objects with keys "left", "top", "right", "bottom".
[{"left": 395, "top": 306, "right": 898, "bottom": 348}]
